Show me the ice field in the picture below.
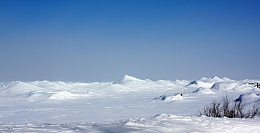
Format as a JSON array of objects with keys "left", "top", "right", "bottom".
[{"left": 0, "top": 75, "right": 260, "bottom": 132}]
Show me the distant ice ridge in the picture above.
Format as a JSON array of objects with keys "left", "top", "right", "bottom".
[
  {"left": 113, "top": 75, "right": 180, "bottom": 91},
  {"left": 211, "top": 82, "right": 239, "bottom": 91},
  {"left": 0, "top": 81, "right": 106, "bottom": 101},
  {"left": 117, "top": 75, "right": 147, "bottom": 84},
  {"left": 187, "top": 76, "right": 230, "bottom": 88},
  {"left": 0, "top": 75, "right": 259, "bottom": 102}
]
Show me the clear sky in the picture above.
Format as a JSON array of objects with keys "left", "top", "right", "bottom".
[{"left": 0, "top": 0, "right": 259, "bottom": 82}]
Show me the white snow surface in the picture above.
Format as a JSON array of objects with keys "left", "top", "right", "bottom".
[{"left": 0, "top": 75, "right": 260, "bottom": 133}]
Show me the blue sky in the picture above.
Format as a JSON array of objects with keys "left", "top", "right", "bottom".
[{"left": 0, "top": 0, "right": 259, "bottom": 81}]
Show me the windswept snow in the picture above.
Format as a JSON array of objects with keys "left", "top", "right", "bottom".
[
  {"left": 1, "top": 115, "right": 260, "bottom": 133},
  {"left": 0, "top": 75, "right": 260, "bottom": 132}
]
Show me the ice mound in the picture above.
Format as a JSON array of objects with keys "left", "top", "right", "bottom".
[
  {"left": 155, "top": 93, "right": 183, "bottom": 102},
  {"left": 116, "top": 75, "right": 146, "bottom": 84},
  {"left": 0, "top": 81, "right": 45, "bottom": 95},
  {"left": 49, "top": 91, "right": 83, "bottom": 100},
  {"left": 233, "top": 84, "right": 256, "bottom": 92},
  {"left": 0, "top": 81, "right": 98, "bottom": 101},
  {"left": 223, "top": 77, "right": 233, "bottom": 81},
  {"left": 192, "top": 87, "right": 215, "bottom": 94},
  {"left": 202, "top": 76, "right": 224, "bottom": 82},
  {"left": 187, "top": 76, "right": 233, "bottom": 89},
  {"left": 153, "top": 114, "right": 177, "bottom": 119},
  {"left": 187, "top": 80, "right": 215, "bottom": 88},
  {"left": 113, "top": 75, "right": 174, "bottom": 91},
  {"left": 235, "top": 93, "right": 260, "bottom": 104},
  {"left": 25, "top": 91, "right": 85, "bottom": 101},
  {"left": 173, "top": 80, "right": 190, "bottom": 86},
  {"left": 31, "top": 80, "right": 69, "bottom": 91},
  {"left": 211, "top": 82, "right": 238, "bottom": 91},
  {"left": 26, "top": 92, "right": 52, "bottom": 102}
]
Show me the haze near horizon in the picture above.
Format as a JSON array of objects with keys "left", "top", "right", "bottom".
[{"left": 0, "top": 0, "right": 259, "bottom": 82}]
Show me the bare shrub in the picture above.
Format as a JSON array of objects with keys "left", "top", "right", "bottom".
[
  {"left": 198, "top": 96, "right": 260, "bottom": 118},
  {"left": 245, "top": 105, "right": 260, "bottom": 118}
]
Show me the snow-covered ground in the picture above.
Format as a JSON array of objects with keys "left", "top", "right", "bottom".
[{"left": 0, "top": 75, "right": 260, "bottom": 132}]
